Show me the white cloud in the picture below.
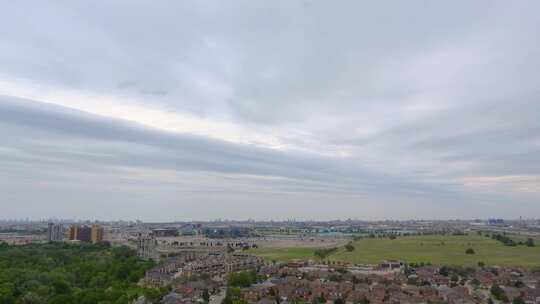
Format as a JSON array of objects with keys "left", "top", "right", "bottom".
[{"left": 1, "top": 1, "right": 539, "bottom": 219}]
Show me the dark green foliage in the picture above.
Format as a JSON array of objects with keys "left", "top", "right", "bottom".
[
  {"left": 491, "top": 284, "right": 508, "bottom": 302},
  {"left": 222, "top": 287, "right": 245, "bottom": 304},
  {"left": 465, "top": 248, "right": 475, "bottom": 254},
  {"left": 526, "top": 238, "right": 535, "bottom": 247},
  {"left": 439, "top": 266, "right": 449, "bottom": 276},
  {"left": 357, "top": 297, "right": 370, "bottom": 304},
  {"left": 512, "top": 297, "right": 525, "bottom": 304},
  {"left": 227, "top": 270, "right": 259, "bottom": 287},
  {"left": 492, "top": 234, "right": 517, "bottom": 246},
  {"left": 345, "top": 243, "right": 355, "bottom": 252},
  {"left": 334, "top": 298, "right": 345, "bottom": 304},
  {"left": 0, "top": 243, "right": 159, "bottom": 304}
]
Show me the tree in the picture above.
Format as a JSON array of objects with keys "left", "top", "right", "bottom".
[
  {"left": 52, "top": 279, "right": 71, "bottom": 295},
  {"left": 358, "top": 297, "right": 370, "bottom": 304},
  {"left": 0, "top": 284, "right": 15, "bottom": 304},
  {"left": 465, "top": 248, "right": 475, "bottom": 254},
  {"left": 0, "top": 243, "right": 158, "bottom": 304},
  {"left": 439, "top": 266, "right": 449, "bottom": 276},
  {"left": 345, "top": 243, "right": 355, "bottom": 252},
  {"left": 526, "top": 238, "right": 535, "bottom": 247},
  {"left": 143, "top": 289, "right": 162, "bottom": 303},
  {"left": 20, "top": 292, "right": 46, "bottom": 304},
  {"left": 491, "top": 284, "right": 508, "bottom": 302},
  {"left": 228, "top": 271, "right": 258, "bottom": 287},
  {"left": 222, "top": 287, "right": 242, "bottom": 304},
  {"left": 478, "top": 261, "right": 485, "bottom": 268},
  {"left": 512, "top": 297, "right": 525, "bottom": 304},
  {"left": 49, "top": 294, "right": 77, "bottom": 304}
]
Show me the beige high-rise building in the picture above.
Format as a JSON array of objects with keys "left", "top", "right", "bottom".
[
  {"left": 69, "top": 226, "right": 78, "bottom": 240},
  {"left": 91, "top": 224, "right": 104, "bottom": 243}
]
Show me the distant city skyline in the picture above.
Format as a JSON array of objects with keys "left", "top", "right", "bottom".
[
  {"left": 1, "top": 1, "right": 540, "bottom": 220},
  {"left": 1, "top": 217, "right": 538, "bottom": 223}
]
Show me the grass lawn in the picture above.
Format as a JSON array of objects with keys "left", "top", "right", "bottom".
[{"left": 248, "top": 235, "right": 540, "bottom": 267}]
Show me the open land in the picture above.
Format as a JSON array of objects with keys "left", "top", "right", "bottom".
[{"left": 248, "top": 234, "right": 540, "bottom": 267}]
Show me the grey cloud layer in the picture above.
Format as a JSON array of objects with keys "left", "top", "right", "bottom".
[
  {"left": 1, "top": 96, "right": 491, "bottom": 220},
  {"left": 1, "top": 1, "right": 540, "bottom": 219},
  {"left": 0, "top": 96, "right": 456, "bottom": 196},
  {"left": 3, "top": 1, "right": 538, "bottom": 123}
]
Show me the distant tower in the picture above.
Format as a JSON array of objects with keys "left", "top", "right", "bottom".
[
  {"left": 47, "top": 223, "right": 54, "bottom": 241},
  {"left": 137, "top": 233, "right": 158, "bottom": 261},
  {"left": 69, "top": 226, "right": 78, "bottom": 240},
  {"left": 91, "top": 224, "right": 104, "bottom": 243},
  {"left": 68, "top": 225, "right": 92, "bottom": 242},
  {"left": 47, "top": 223, "right": 64, "bottom": 242}
]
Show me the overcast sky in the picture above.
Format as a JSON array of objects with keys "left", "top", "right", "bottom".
[{"left": 1, "top": 1, "right": 539, "bottom": 221}]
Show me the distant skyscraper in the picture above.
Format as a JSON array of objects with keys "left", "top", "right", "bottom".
[
  {"left": 76, "top": 226, "right": 92, "bottom": 242},
  {"left": 137, "top": 233, "right": 157, "bottom": 260},
  {"left": 47, "top": 223, "right": 64, "bottom": 242},
  {"left": 68, "top": 225, "right": 78, "bottom": 240},
  {"left": 91, "top": 224, "right": 104, "bottom": 243},
  {"left": 68, "top": 225, "right": 100, "bottom": 243}
]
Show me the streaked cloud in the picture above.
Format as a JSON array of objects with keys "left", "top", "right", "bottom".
[{"left": 0, "top": 1, "right": 539, "bottom": 220}]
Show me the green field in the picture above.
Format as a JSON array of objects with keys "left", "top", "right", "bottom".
[{"left": 248, "top": 235, "right": 540, "bottom": 267}]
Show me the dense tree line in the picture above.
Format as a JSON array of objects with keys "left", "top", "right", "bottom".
[
  {"left": 0, "top": 241, "right": 166, "bottom": 304},
  {"left": 489, "top": 234, "right": 535, "bottom": 247}
]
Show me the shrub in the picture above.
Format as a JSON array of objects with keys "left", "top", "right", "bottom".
[{"left": 491, "top": 284, "right": 507, "bottom": 301}]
